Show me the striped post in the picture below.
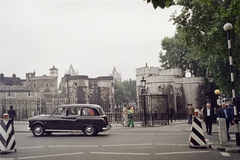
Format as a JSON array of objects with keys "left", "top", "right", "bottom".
[
  {"left": 223, "top": 23, "right": 240, "bottom": 146},
  {"left": 188, "top": 116, "right": 206, "bottom": 148},
  {"left": 0, "top": 119, "right": 17, "bottom": 152}
]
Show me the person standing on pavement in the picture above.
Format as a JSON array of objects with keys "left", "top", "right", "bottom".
[
  {"left": 8, "top": 105, "right": 16, "bottom": 126},
  {"left": 218, "top": 103, "right": 233, "bottom": 141},
  {"left": 186, "top": 103, "right": 194, "bottom": 124},
  {"left": 203, "top": 103, "right": 214, "bottom": 135},
  {"left": 122, "top": 105, "right": 128, "bottom": 127},
  {"left": 227, "top": 101, "right": 234, "bottom": 126},
  {"left": 168, "top": 104, "right": 175, "bottom": 124},
  {"left": 127, "top": 107, "right": 135, "bottom": 128}
]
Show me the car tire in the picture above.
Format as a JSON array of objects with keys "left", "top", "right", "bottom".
[
  {"left": 32, "top": 124, "right": 45, "bottom": 137},
  {"left": 83, "top": 126, "right": 96, "bottom": 136}
]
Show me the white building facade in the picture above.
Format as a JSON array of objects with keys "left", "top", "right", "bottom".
[{"left": 136, "top": 65, "right": 205, "bottom": 117}]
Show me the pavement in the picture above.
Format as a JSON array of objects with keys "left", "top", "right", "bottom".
[{"left": 13, "top": 120, "right": 240, "bottom": 153}]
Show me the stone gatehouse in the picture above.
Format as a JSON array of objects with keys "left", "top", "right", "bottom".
[{"left": 136, "top": 65, "right": 205, "bottom": 116}]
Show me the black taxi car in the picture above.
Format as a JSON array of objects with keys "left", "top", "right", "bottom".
[{"left": 28, "top": 104, "right": 111, "bottom": 137}]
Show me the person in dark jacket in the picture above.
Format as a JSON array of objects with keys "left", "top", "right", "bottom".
[
  {"left": 168, "top": 104, "right": 175, "bottom": 123},
  {"left": 8, "top": 105, "right": 16, "bottom": 126},
  {"left": 203, "top": 103, "right": 214, "bottom": 135},
  {"left": 218, "top": 103, "right": 233, "bottom": 141}
]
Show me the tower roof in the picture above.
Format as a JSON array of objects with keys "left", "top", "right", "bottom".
[
  {"left": 50, "top": 65, "right": 58, "bottom": 70},
  {"left": 110, "top": 67, "right": 122, "bottom": 82},
  {"left": 110, "top": 67, "right": 121, "bottom": 77},
  {"left": 66, "top": 64, "right": 78, "bottom": 76}
]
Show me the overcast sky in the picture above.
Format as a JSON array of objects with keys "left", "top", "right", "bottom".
[{"left": 0, "top": 0, "right": 181, "bottom": 82}]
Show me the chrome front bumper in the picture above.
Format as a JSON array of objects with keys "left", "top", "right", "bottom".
[{"left": 27, "top": 126, "right": 31, "bottom": 130}]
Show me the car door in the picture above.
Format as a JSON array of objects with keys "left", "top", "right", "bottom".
[
  {"left": 80, "top": 107, "right": 98, "bottom": 126},
  {"left": 45, "top": 106, "right": 68, "bottom": 130},
  {"left": 64, "top": 106, "right": 82, "bottom": 130}
]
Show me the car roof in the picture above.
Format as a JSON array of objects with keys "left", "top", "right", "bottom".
[{"left": 56, "top": 104, "right": 101, "bottom": 109}]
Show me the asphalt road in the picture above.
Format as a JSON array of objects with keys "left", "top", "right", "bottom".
[{"left": 1, "top": 124, "right": 239, "bottom": 160}]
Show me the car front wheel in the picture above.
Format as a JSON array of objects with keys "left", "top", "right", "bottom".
[
  {"left": 32, "top": 124, "right": 45, "bottom": 137},
  {"left": 83, "top": 126, "right": 96, "bottom": 136}
]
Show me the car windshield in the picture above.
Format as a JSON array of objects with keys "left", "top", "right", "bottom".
[{"left": 97, "top": 106, "right": 105, "bottom": 115}]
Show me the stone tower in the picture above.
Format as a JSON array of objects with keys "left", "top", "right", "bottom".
[{"left": 49, "top": 65, "right": 58, "bottom": 78}]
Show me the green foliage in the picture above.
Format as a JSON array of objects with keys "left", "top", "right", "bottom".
[
  {"left": 171, "top": 0, "right": 240, "bottom": 93},
  {"left": 150, "top": 0, "right": 240, "bottom": 94},
  {"left": 159, "top": 30, "right": 205, "bottom": 77},
  {"left": 144, "top": 0, "right": 174, "bottom": 9},
  {"left": 114, "top": 79, "right": 136, "bottom": 107}
]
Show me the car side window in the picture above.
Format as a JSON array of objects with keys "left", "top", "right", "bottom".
[
  {"left": 68, "top": 107, "right": 77, "bottom": 115},
  {"left": 52, "top": 107, "right": 67, "bottom": 116},
  {"left": 82, "top": 107, "right": 95, "bottom": 116}
]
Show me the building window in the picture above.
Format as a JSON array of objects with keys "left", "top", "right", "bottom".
[
  {"left": 33, "top": 84, "right": 37, "bottom": 89},
  {"left": 7, "top": 92, "right": 16, "bottom": 97},
  {"left": 46, "top": 83, "right": 49, "bottom": 88},
  {"left": 90, "top": 83, "right": 96, "bottom": 89},
  {"left": 27, "top": 92, "right": 31, "bottom": 97}
]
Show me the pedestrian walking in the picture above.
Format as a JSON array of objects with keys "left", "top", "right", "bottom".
[
  {"left": 186, "top": 103, "right": 194, "bottom": 124},
  {"left": 168, "top": 104, "right": 175, "bottom": 124},
  {"left": 203, "top": 103, "right": 214, "bottom": 135},
  {"left": 127, "top": 107, "right": 135, "bottom": 128},
  {"left": 218, "top": 103, "right": 233, "bottom": 141},
  {"left": 227, "top": 101, "right": 234, "bottom": 126},
  {"left": 8, "top": 105, "right": 16, "bottom": 126},
  {"left": 122, "top": 105, "right": 128, "bottom": 127}
]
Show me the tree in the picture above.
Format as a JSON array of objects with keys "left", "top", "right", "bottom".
[
  {"left": 144, "top": 0, "right": 174, "bottom": 9},
  {"left": 170, "top": 0, "right": 240, "bottom": 93},
  {"left": 149, "top": 0, "right": 240, "bottom": 93},
  {"left": 114, "top": 79, "right": 136, "bottom": 108},
  {"left": 159, "top": 29, "right": 206, "bottom": 77},
  {"left": 122, "top": 79, "right": 136, "bottom": 102}
]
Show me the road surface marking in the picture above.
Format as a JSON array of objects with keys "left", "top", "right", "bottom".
[
  {"left": 17, "top": 146, "right": 44, "bottom": 150},
  {"left": 156, "top": 151, "right": 210, "bottom": 155},
  {"left": 18, "top": 152, "right": 84, "bottom": 159},
  {"left": 155, "top": 143, "right": 188, "bottom": 146},
  {"left": 91, "top": 152, "right": 149, "bottom": 156},
  {"left": 48, "top": 145, "right": 98, "bottom": 148},
  {"left": 122, "top": 133, "right": 156, "bottom": 135},
  {"left": 102, "top": 143, "right": 152, "bottom": 147},
  {"left": 220, "top": 152, "right": 230, "bottom": 157}
]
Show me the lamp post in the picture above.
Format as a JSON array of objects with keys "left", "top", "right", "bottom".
[
  {"left": 223, "top": 23, "right": 240, "bottom": 146},
  {"left": 207, "top": 72, "right": 218, "bottom": 122},
  {"left": 214, "top": 89, "right": 220, "bottom": 110},
  {"left": 141, "top": 76, "right": 148, "bottom": 126}
]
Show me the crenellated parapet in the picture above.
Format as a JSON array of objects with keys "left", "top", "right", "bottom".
[
  {"left": 0, "top": 85, "right": 27, "bottom": 91},
  {"left": 136, "top": 66, "right": 159, "bottom": 77},
  {"left": 159, "top": 68, "right": 182, "bottom": 77}
]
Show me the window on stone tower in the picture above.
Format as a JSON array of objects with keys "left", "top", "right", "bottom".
[
  {"left": 33, "top": 84, "right": 37, "bottom": 89},
  {"left": 46, "top": 83, "right": 49, "bottom": 88}
]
